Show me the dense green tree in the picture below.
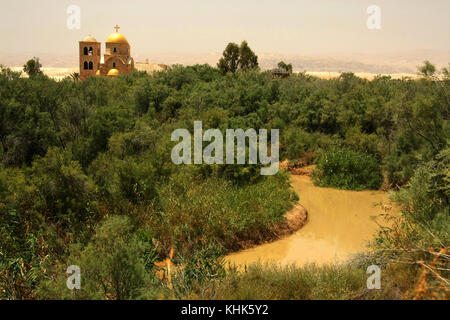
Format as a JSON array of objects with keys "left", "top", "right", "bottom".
[
  {"left": 38, "top": 216, "right": 159, "bottom": 300},
  {"left": 217, "top": 42, "right": 240, "bottom": 74},
  {"left": 23, "top": 58, "right": 42, "bottom": 77},
  {"left": 217, "top": 41, "right": 258, "bottom": 74},
  {"left": 418, "top": 60, "right": 436, "bottom": 77},
  {"left": 238, "top": 41, "right": 258, "bottom": 71}
]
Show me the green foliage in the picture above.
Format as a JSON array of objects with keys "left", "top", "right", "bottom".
[
  {"left": 134, "top": 78, "right": 171, "bottom": 115},
  {"left": 29, "top": 147, "right": 99, "bottom": 230},
  {"left": 218, "top": 41, "right": 258, "bottom": 74},
  {"left": 192, "top": 262, "right": 373, "bottom": 300},
  {"left": 277, "top": 61, "right": 293, "bottom": 74},
  {"left": 152, "top": 170, "right": 295, "bottom": 255},
  {"left": 0, "top": 58, "right": 448, "bottom": 299},
  {"left": 281, "top": 127, "right": 333, "bottom": 160},
  {"left": 418, "top": 60, "right": 436, "bottom": 77},
  {"left": 23, "top": 58, "right": 42, "bottom": 77},
  {"left": 38, "top": 216, "right": 159, "bottom": 300},
  {"left": 0, "top": 166, "right": 41, "bottom": 299},
  {"left": 238, "top": 41, "right": 259, "bottom": 71},
  {"left": 313, "top": 148, "right": 383, "bottom": 190},
  {"left": 171, "top": 242, "right": 226, "bottom": 298},
  {"left": 217, "top": 42, "right": 240, "bottom": 74},
  {"left": 372, "top": 148, "right": 449, "bottom": 298},
  {"left": 0, "top": 148, "right": 99, "bottom": 299}
]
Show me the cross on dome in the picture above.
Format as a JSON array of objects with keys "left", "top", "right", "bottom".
[{"left": 114, "top": 25, "right": 120, "bottom": 33}]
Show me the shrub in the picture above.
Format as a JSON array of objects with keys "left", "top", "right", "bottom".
[
  {"left": 152, "top": 170, "right": 296, "bottom": 256},
  {"left": 312, "top": 148, "right": 383, "bottom": 190},
  {"left": 28, "top": 147, "right": 99, "bottom": 231},
  {"left": 191, "top": 262, "right": 371, "bottom": 300},
  {"left": 372, "top": 148, "right": 449, "bottom": 299},
  {"left": 38, "top": 216, "right": 159, "bottom": 300}
]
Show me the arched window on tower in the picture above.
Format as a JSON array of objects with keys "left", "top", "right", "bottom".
[
  {"left": 84, "top": 47, "right": 88, "bottom": 55},
  {"left": 84, "top": 61, "right": 88, "bottom": 70},
  {"left": 113, "top": 62, "right": 116, "bottom": 68},
  {"left": 89, "top": 61, "right": 93, "bottom": 70},
  {"left": 88, "top": 47, "right": 93, "bottom": 56},
  {"left": 113, "top": 47, "right": 117, "bottom": 53}
]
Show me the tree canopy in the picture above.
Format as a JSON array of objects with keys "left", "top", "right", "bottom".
[
  {"left": 218, "top": 41, "right": 258, "bottom": 74},
  {"left": 23, "top": 58, "right": 42, "bottom": 77}
]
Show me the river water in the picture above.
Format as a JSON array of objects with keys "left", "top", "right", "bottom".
[{"left": 226, "top": 175, "right": 395, "bottom": 267}]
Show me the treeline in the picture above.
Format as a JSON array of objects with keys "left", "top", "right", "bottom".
[{"left": 0, "top": 54, "right": 448, "bottom": 299}]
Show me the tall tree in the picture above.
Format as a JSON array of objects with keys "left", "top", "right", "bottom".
[
  {"left": 418, "top": 60, "right": 436, "bottom": 77},
  {"left": 238, "top": 41, "right": 258, "bottom": 71},
  {"left": 217, "top": 42, "right": 240, "bottom": 75},
  {"left": 23, "top": 58, "right": 42, "bottom": 77}
]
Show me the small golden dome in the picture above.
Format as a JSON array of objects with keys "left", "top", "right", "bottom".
[
  {"left": 83, "top": 35, "right": 97, "bottom": 42},
  {"left": 95, "top": 70, "right": 101, "bottom": 76},
  {"left": 106, "top": 33, "right": 129, "bottom": 44},
  {"left": 107, "top": 69, "right": 119, "bottom": 77}
]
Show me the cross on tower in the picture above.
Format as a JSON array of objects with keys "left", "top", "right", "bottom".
[{"left": 114, "top": 25, "right": 120, "bottom": 33}]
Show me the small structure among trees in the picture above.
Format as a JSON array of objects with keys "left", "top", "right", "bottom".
[{"left": 272, "top": 61, "right": 293, "bottom": 78}]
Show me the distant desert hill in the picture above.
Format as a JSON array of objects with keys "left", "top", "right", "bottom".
[
  {"left": 132, "top": 50, "right": 450, "bottom": 74},
  {"left": 112, "top": 50, "right": 450, "bottom": 74},
  {"left": 3, "top": 49, "right": 448, "bottom": 80}
]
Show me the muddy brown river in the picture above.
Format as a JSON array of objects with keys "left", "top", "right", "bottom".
[{"left": 226, "top": 175, "right": 395, "bottom": 267}]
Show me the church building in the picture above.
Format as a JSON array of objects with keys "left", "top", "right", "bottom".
[{"left": 79, "top": 25, "right": 134, "bottom": 80}]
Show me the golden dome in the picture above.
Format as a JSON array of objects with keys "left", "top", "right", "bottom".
[
  {"left": 83, "top": 35, "right": 97, "bottom": 42},
  {"left": 106, "top": 32, "right": 129, "bottom": 44},
  {"left": 95, "top": 70, "right": 101, "bottom": 76},
  {"left": 107, "top": 69, "right": 119, "bottom": 77}
]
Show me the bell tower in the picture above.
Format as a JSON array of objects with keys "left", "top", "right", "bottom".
[{"left": 79, "top": 35, "right": 101, "bottom": 80}]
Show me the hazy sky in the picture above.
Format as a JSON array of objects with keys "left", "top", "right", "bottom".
[{"left": 1, "top": 0, "right": 449, "bottom": 55}]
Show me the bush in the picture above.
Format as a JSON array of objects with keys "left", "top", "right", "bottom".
[
  {"left": 152, "top": 170, "right": 296, "bottom": 255},
  {"left": 38, "top": 216, "right": 159, "bottom": 300},
  {"left": 171, "top": 242, "right": 226, "bottom": 298},
  {"left": 29, "top": 147, "right": 99, "bottom": 231},
  {"left": 312, "top": 148, "right": 383, "bottom": 190},
  {"left": 372, "top": 148, "right": 449, "bottom": 299}
]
